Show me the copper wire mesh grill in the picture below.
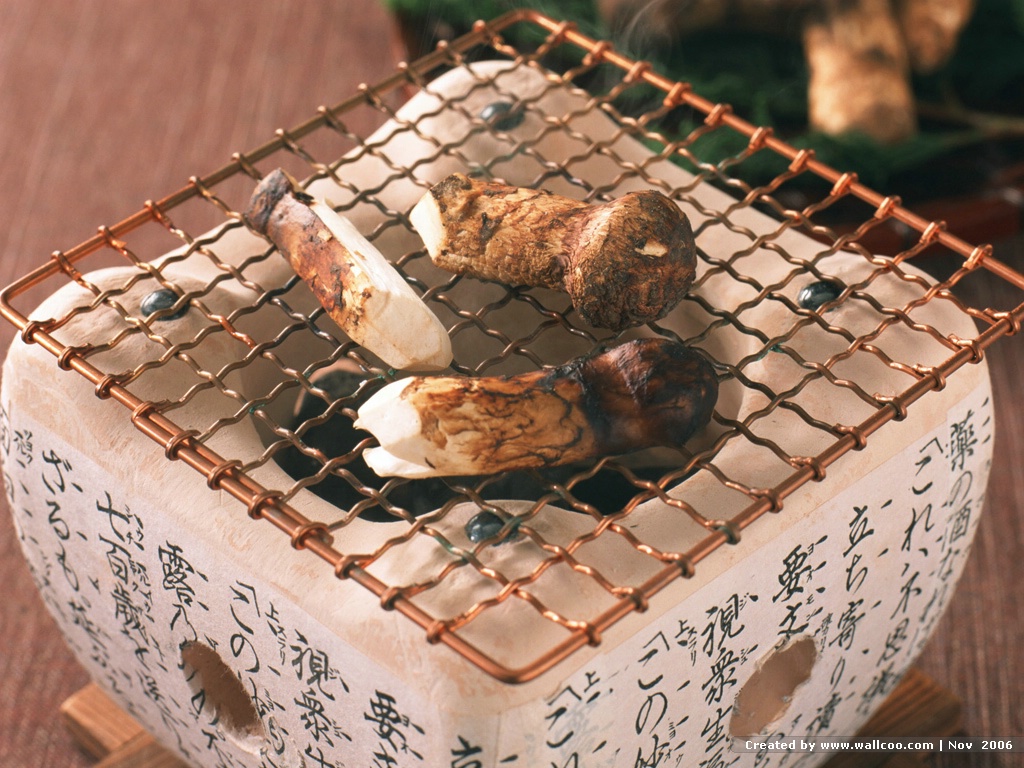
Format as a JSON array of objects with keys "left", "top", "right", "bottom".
[{"left": 3, "top": 10, "right": 1023, "bottom": 684}]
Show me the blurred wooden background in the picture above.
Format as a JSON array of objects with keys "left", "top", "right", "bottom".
[{"left": 0, "top": 1, "right": 1020, "bottom": 766}]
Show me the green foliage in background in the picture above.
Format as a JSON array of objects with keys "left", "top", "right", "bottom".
[
  {"left": 383, "top": 0, "right": 600, "bottom": 33},
  {"left": 383, "top": 0, "right": 1024, "bottom": 194}
]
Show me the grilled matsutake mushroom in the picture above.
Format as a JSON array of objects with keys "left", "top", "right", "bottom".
[
  {"left": 245, "top": 169, "right": 452, "bottom": 371},
  {"left": 355, "top": 338, "right": 718, "bottom": 478},
  {"left": 410, "top": 173, "right": 697, "bottom": 331}
]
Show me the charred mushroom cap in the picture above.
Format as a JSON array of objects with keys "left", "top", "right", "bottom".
[
  {"left": 569, "top": 337, "right": 719, "bottom": 454},
  {"left": 563, "top": 190, "right": 697, "bottom": 331}
]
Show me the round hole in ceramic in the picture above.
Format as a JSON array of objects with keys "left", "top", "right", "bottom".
[
  {"left": 729, "top": 635, "right": 817, "bottom": 739},
  {"left": 181, "top": 641, "right": 265, "bottom": 749}
]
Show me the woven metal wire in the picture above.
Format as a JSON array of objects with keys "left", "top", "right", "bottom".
[{"left": 3, "top": 10, "right": 1022, "bottom": 683}]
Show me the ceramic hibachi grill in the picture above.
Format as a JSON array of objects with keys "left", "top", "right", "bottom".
[{"left": 2, "top": 11, "right": 1021, "bottom": 768}]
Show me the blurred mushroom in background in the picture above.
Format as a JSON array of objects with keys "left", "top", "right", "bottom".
[{"left": 599, "top": 0, "right": 976, "bottom": 144}]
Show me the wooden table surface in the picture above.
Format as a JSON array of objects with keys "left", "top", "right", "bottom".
[{"left": 0, "top": 2, "right": 1020, "bottom": 766}]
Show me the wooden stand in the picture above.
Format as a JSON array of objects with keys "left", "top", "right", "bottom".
[
  {"left": 60, "top": 668, "right": 961, "bottom": 768},
  {"left": 822, "top": 668, "right": 963, "bottom": 768},
  {"left": 60, "top": 684, "right": 189, "bottom": 768}
]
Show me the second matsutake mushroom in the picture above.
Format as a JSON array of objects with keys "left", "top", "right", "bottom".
[
  {"left": 410, "top": 173, "right": 697, "bottom": 331},
  {"left": 354, "top": 338, "right": 718, "bottom": 478}
]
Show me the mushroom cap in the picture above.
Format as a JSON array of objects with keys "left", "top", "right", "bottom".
[
  {"left": 570, "top": 337, "right": 719, "bottom": 453},
  {"left": 563, "top": 190, "right": 696, "bottom": 331}
]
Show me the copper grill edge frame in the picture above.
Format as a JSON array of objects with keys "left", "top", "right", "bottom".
[{"left": 2, "top": 9, "right": 1023, "bottom": 685}]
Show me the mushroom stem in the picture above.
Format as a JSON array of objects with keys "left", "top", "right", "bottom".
[{"left": 245, "top": 169, "right": 452, "bottom": 371}]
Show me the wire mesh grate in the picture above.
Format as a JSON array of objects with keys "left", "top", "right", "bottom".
[{"left": 2, "top": 10, "right": 1022, "bottom": 683}]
